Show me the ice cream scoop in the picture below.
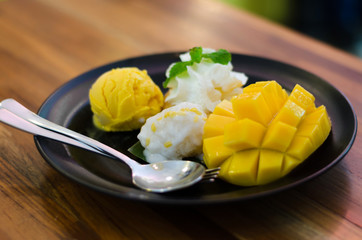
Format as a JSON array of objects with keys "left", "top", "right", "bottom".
[{"left": 89, "top": 67, "right": 164, "bottom": 131}]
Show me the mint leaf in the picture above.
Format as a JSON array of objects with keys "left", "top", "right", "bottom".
[
  {"left": 163, "top": 61, "right": 193, "bottom": 88},
  {"left": 163, "top": 47, "right": 231, "bottom": 87},
  {"left": 189, "top": 47, "right": 202, "bottom": 63},
  {"left": 202, "top": 49, "right": 231, "bottom": 65}
]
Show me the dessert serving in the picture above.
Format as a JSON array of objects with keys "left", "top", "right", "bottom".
[{"left": 88, "top": 47, "right": 332, "bottom": 187}]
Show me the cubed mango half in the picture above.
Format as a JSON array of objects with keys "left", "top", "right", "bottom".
[{"left": 203, "top": 81, "right": 331, "bottom": 187}]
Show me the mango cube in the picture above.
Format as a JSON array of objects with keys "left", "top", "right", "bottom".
[
  {"left": 203, "top": 135, "right": 234, "bottom": 168},
  {"left": 273, "top": 99, "right": 306, "bottom": 127},
  {"left": 203, "top": 114, "right": 235, "bottom": 139},
  {"left": 220, "top": 150, "right": 259, "bottom": 186},
  {"left": 203, "top": 81, "right": 331, "bottom": 187},
  {"left": 243, "top": 80, "right": 287, "bottom": 116},
  {"left": 224, "top": 119, "right": 266, "bottom": 151},
  {"left": 213, "top": 100, "right": 235, "bottom": 118},
  {"left": 296, "top": 124, "right": 325, "bottom": 148},
  {"left": 289, "top": 84, "right": 316, "bottom": 113},
  {"left": 257, "top": 150, "right": 284, "bottom": 185},
  {"left": 301, "top": 106, "right": 331, "bottom": 136},
  {"left": 286, "top": 136, "right": 314, "bottom": 160},
  {"left": 261, "top": 121, "right": 297, "bottom": 152},
  {"left": 231, "top": 92, "right": 272, "bottom": 126}
]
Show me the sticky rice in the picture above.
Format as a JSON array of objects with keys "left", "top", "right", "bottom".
[{"left": 137, "top": 102, "right": 207, "bottom": 163}]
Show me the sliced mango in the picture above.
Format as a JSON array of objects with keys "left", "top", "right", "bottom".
[
  {"left": 243, "top": 80, "right": 287, "bottom": 116},
  {"left": 300, "top": 105, "right": 331, "bottom": 138},
  {"left": 286, "top": 136, "right": 314, "bottom": 160},
  {"left": 203, "top": 81, "right": 331, "bottom": 186},
  {"left": 231, "top": 91, "right": 273, "bottom": 126},
  {"left": 289, "top": 84, "right": 316, "bottom": 113},
  {"left": 220, "top": 150, "right": 259, "bottom": 186},
  {"left": 224, "top": 119, "right": 266, "bottom": 151},
  {"left": 213, "top": 100, "right": 235, "bottom": 118},
  {"left": 261, "top": 121, "right": 297, "bottom": 152},
  {"left": 273, "top": 99, "right": 306, "bottom": 127},
  {"left": 257, "top": 150, "right": 284, "bottom": 185},
  {"left": 203, "top": 114, "right": 235, "bottom": 139},
  {"left": 203, "top": 135, "right": 234, "bottom": 168}
]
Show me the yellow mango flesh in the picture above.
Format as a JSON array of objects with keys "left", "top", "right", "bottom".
[
  {"left": 213, "top": 100, "right": 235, "bottom": 118},
  {"left": 261, "top": 121, "right": 297, "bottom": 152},
  {"left": 224, "top": 119, "right": 266, "bottom": 151},
  {"left": 220, "top": 150, "right": 259, "bottom": 186},
  {"left": 242, "top": 80, "right": 288, "bottom": 116},
  {"left": 203, "top": 114, "right": 235, "bottom": 139},
  {"left": 203, "top": 135, "right": 234, "bottom": 168},
  {"left": 231, "top": 92, "right": 273, "bottom": 126},
  {"left": 203, "top": 81, "right": 331, "bottom": 186}
]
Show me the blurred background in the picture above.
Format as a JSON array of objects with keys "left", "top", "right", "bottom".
[{"left": 220, "top": 0, "right": 362, "bottom": 58}]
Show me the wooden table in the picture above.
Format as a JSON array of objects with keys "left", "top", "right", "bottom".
[{"left": 0, "top": 0, "right": 361, "bottom": 239}]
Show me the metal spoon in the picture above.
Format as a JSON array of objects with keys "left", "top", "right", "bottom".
[{"left": 0, "top": 98, "right": 218, "bottom": 193}]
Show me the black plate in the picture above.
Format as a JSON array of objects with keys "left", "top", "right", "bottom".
[{"left": 34, "top": 53, "right": 357, "bottom": 205}]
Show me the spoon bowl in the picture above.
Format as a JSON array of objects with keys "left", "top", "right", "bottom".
[
  {"left": 0, "top": 99, "right": 214, "bottom": 193},
  {"left": 133, "top": 161, "right": 206, "bottom": 192}
]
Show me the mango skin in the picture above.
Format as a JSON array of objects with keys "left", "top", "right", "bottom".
[{"left": 203, "top": 81, "right": 331, "bottom": 186}]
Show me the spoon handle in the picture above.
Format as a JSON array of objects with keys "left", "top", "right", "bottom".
[{"left": 0, "top": 98, "right": 139, "bottom": 169}]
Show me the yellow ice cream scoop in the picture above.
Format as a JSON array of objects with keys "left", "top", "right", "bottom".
[{"left": 89, "top": 67, "right": 164, "bottom": 131}]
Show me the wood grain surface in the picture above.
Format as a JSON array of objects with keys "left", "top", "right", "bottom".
[{"left": 0, "top": 0, "right": 361, "bottom": 239}]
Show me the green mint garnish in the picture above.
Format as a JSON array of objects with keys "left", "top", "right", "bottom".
[
  {"left": 202, "top": 49, "right": 231, "bottom": 65},
  {"left": 189, "top": 46, "right": 203, "bottom": 63},
  {"left": 163, "top": 47, "right": 231, "bottom": 88},
  {"left": 166, "top": 61, "right": 193, "bottom": 86}
]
